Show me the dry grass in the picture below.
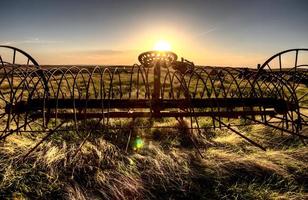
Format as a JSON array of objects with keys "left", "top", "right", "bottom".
[{"left": 0, "top": 120, "right": 307, "bottom": 200}]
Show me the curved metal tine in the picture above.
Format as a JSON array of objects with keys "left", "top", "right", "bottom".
[
  {"left": 189, "top": 116, "right": 204, "bottom": 158},
  {"left": 78, "top": 69, "right": 91, "bottom": 124},
  {"left": 71, "top": 116, "right": 105, "bottom": 160},
  {"left": 114, "top": 68, "right": 123, "bottom": 99},
  {"left": 22, "top": 120, "right": 67, "bottom": 160},
  {"left": 72, "top": 69, "right": 86, "bottom": 132},
  {"left": 29, "top": 119, "right": 47, "bottom": 130},
  {"left": 102, "top": 68, "right": 113, "bottom": 125},
  {"left": 161, "top": 67, "right": 173, "bottom": 99},
  {"left": 0, "top": 55, "right": 4, "bottom": 66},
  {"left": 52, "top": 67, "right": 72, "bottom": 126},
  {"left": 244, "top": 72, "right": 266, "bottom": 121},
  {"left": 285, "top": 110, "right": 296, "bottom": 133},
  {"left": 268, "top": 115, "right": 293, "bottom": 127},
  {"left": 176, "top": 70, "right": 205, "bottom": 157},
  {"left": 295, "top": 50, "right": 299, "bottom": 69},
  {"left": 291, "top": 77, "right": 303, "bottom": 91},
  {"left": 5, "top": 71, "right": 33, "bottom": 132},
  {"left": 182, "top": 71, "right": 201, "bottom": 128},
  {"left": 279, "top": 54, "right": 282, "bottom": 71},
  {"left": 82, "top": 68, "right": 102, "bottom": 129},
  {"left": 0, "top": 117, "right": 37, "bottom": 141},
  {"left": 13, "top": 70, "right": 45, "bottom": 130},
  {"left": 97, "top": 68, "right": 105, "bottom": 125},
  {"left": 214, "top": 117, "right": 266, "bottom": 151},
  {"left": 138, "top": 66, "right": 150, "bottom": 99},
  {"left": 12, "top": 49, "right": 16, "bottom": 65},
  {"left": 186, "top": 73, "right": 208, "bottom": 139},
  {"left": 292, "top": 50, "right": 299, "bottom": 89},
  {"left": 128, "top": 65, "right": 135, "bottom": 99},
  {"left": 244, "top": 116, "right": 308, "bottom": 140},
  {"left": 0, "top": 112, "right": 6, "bottom": 119},
  {"left": 268, "top": 118, "right": 284, "bottom": 135},
  {"left": 300, "top": 112, "right": 308, "bottom": 119},
  {"left": 298, "top": 92, "right": 308, "bottom": 102},
  {"left": 301, "top": 120, "right": 308, "bottom": 126},
  {"left": 299, "top": 113, "right": 308, "bottom": 127},
  {"left": 0, "top": 87, "right": 8, "bottom": 109},
  {"left": 199, "top": 68, "right": 218, "bottom": 128},
  {"left": 10, "top": 112, "right": 22, "bottom": 131}
]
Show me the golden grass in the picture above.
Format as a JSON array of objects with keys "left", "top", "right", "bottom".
[{"left": 0, "top": 119, "right": 307, "bottom": 199}]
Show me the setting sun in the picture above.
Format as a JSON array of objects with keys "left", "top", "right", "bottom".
[{"left": 153, "top": 40, "right": 171, "bottom": 51}]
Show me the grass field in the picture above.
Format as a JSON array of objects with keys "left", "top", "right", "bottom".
[
  {"left": 0, "top": 117, "right": 307, "bottom": 200},
  {"left": 0, "top": 66, "right": 307, "bottom": 200}
]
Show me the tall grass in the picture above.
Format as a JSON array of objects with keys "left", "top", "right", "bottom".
[{"left": 0, "top": 119, "right": 307, "bottom": 200}]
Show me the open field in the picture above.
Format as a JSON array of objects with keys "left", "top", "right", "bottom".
[
  {"left": 0, "top": 48, "right": 307, "bottom": 200},
  {"left": 0, "top": 117, "right": 307, "bottom": 200},
  {"left": 0, "top": 62, "right": 307, "bottom": 199},
  {"left": 1, "top": 0, "right": 308, "bottom": 199}
]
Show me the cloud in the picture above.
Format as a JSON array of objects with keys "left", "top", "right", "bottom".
[
  {"left": 195, "top": 27, "right": 218, "bottom": 38},
  {"left": 71, "top": 49, "right": 138, "bottom": 57},
  {"left": 1, "top": 38, "right": 62, "bottom": 45},
  {"left": 78, "top": 49, "right": 129, "bottom": 56},
  {"left": 56, "top": 49, "right": 139, "bottom": 65}
]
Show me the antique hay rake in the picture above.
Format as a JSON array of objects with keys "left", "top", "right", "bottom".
[{"left": 0, "top": 46, "right": 307, "bottom": 153}]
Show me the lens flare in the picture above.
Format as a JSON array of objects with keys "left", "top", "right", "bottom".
[{"left": 134, "top": 136, "right": 144, "bottom": 150}]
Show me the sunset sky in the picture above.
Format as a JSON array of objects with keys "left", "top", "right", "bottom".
[{"left": 1, "top": 0, "right": 308, "bottom": 67}]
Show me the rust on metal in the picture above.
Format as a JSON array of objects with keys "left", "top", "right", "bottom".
[{"left": 0, "top": 45, "right": 307, "bottom": 152}]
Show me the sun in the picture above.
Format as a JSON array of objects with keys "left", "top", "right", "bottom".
[{"left": 153, "top": 40, "right": 171, "bottom": 51}]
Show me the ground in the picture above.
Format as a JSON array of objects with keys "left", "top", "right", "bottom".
[{"left": 0, "top": 118, "right": 307, "bottom": 200}]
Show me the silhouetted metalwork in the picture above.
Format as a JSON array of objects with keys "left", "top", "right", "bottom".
[{"left": 0, "top": 46, "right": 307, "bottom": 153}]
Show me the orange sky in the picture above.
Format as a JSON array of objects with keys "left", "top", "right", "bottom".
[{"left": 1, "top": 1, "right": 308, "bottom": 67}]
